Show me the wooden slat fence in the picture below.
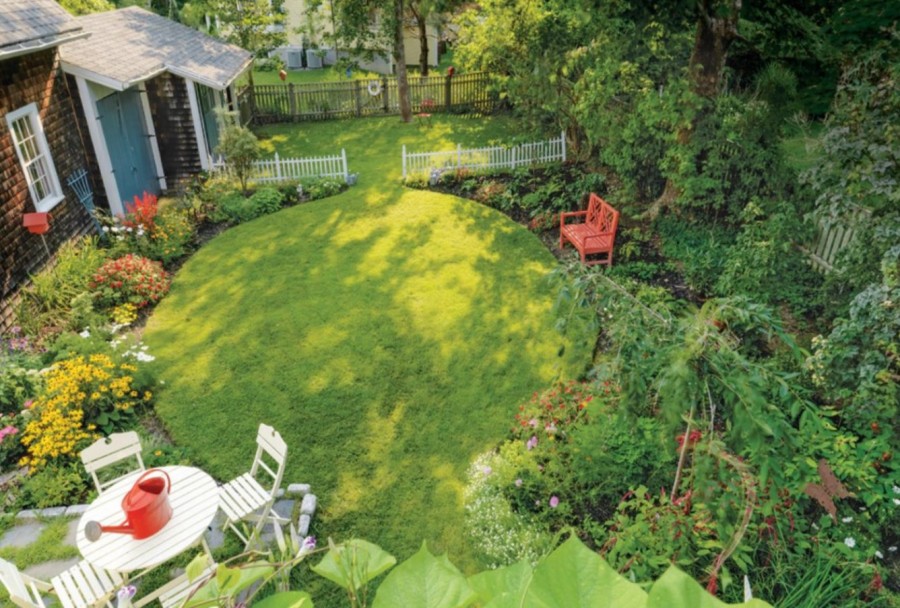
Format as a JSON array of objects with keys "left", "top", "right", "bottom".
[
  {"left": 803, "top": 208, "right": 870, "bottom": 273},
  {"left": 210, "top": 150, "right": 349, "bottom": 184},
  {"left": 243, "top": 72, "right": 496, "bottom": 123},
  {"left": 402, "top": 132, "right": 566, "bottom": 180}
]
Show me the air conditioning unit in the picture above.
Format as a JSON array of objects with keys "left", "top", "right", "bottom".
[
  {"left": 287, "top": 51, "right": 302, "bottom": 69},
  {"left": 306, "top": 49, "right": 323, "bottom": 69}
]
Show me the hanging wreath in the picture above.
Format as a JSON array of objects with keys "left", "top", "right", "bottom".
[{"left": 367, "top": 80, "right": 383, "bottom": 96}]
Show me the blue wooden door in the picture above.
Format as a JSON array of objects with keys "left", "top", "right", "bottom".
[
  {"left": 97, "top": 88, "right": 159, "bottom": 205},
  {"left": 196, "top": 84, "right": 221, "bottom": 157}
]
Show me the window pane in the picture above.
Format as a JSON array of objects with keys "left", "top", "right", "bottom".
[
  {"left": 21, "top": 134, "right": 39, "bottom": 162},
  {"left": 7, "top": 107, "right": 60, "bottom": 209},
  {"left": 28, "top": 162, "right": 48, "bottom": 200}
]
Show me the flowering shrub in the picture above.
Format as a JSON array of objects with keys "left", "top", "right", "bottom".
[
  {"left": 122, "top": 191, "right": 159, "bottom": 232},
  {"left": 0, "top": 327, "right": 44, "bottom": 415},
  {"left": 464, "top": 450, "right": 554, "bottom": 568},
  {"left": 90, "top": 254, "right": 170, "bottom": 310},
  {"left": 0, "top": 412, "right": 26, "bottom": 470},
  {"left": 102, "top": 202, "right": 194, "bottom": 267},
  {"left": 20, "top": 354, "right": 152, "bottom": 469}
]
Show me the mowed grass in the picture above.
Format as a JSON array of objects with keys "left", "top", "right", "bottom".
[{"left": 143, "top": 115, "right": 592, "bottom": 572}]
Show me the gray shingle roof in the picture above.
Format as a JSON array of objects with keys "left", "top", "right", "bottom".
[
  {"left": 60, "top": 7, "right": 252, "bottom": 90},
  {"left": 0, "top": 0, "right": 85, "bottom": 58}
]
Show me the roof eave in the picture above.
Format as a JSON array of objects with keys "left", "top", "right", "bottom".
[
  {"left": 0, "top": 30, "right": 89, "bottom": 61},
  {"left": 60, "top": 60, "right": 167, "bottom": 91},
  {"left": 168, "top": 55, "right": 253, "bottom": 91}
]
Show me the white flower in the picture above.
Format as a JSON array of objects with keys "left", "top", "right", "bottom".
[
  {"left": 893, "top": 498, "right": 900, "bottom": 506},
  {"left": 889, "top": 546, "right": 897, "bottom": 552},
  {"left": 844, "top": 537, "right": 856, "bottom": 549},
  {"left": 79, "top": 329, "right": 91, "bottom": 338},
  {"left": 841, "top": 516, "right": 853, "bottom": 523},
  {"left": 875, "top": 551, "right": 884, "bottom": 559},
  {"left": 102, "top": 226, "right": 109, "bottom": 232},
  {"left": 893, "top": 485, "right": 900, "bottom": 494}
]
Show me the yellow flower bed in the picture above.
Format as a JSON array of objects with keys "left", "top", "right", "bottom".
[{"left": 21, "top": 355, "right": 151, "bottom": 469}]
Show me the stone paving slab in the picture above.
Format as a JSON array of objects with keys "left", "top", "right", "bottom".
[
  {"left": 65, "top": 519, "right": 79, "bottom": 546},
  {"left": 0, "top": 521, "right": 45, "bottom": 548}
]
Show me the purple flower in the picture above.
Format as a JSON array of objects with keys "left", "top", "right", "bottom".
[
  {"left": 515, "top": 478, "right": 523, "bottom": 487},
  {"left": 526, "top": 435, "right": 538, "bottom": 450},
  {"left": 549, "top": 496, "right": 560, "bottom": 508},
  {"left": 298, "top": 535, "right": 317, "bottom": 557},
  {"left": 482, "top": 466, "right": 492, "bottom": 476}
]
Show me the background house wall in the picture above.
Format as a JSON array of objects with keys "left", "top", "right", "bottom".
[
  {"left": 145, "top": 72, "right": 202, "bottom": 191},
  {"left": 0, "top": 49, "right": 98, "bottom": 331}
]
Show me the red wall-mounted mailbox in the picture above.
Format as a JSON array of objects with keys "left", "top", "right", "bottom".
[{"left": 23, "top": 212, "right": 50, "bottom": 235}]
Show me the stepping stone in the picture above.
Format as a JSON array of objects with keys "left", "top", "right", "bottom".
[
  {"left": 204, "top": 511, "right": 227, "bottom": 552},
  {"left": 0, "top": 522, "right": 45, "bottom": 548},
  {"left": 271, "top": 499, "right": 295, "bottom": 521},
  {"left": 23, "top": 557, "right": 81, "bottom": 580}
]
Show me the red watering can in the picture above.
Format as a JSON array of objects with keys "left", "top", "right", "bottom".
[{"left": 85, "top": 469, "right": 172, "bottom": 541}]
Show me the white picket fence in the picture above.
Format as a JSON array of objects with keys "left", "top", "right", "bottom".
[
  {"left": 211, "top": 150, "right": 349, "bottom": 184},
  {"left": 402, "top": 131, "right": 566, "bottom": 180}
]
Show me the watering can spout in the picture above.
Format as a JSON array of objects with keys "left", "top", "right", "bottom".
[{"left": 85, "top": 520, "right": 134, "bottom": 542}]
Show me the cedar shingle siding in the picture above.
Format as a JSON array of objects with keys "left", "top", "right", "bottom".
[
  {"left": 0, "top": 49, "right": 96, "bottom": 331},
  {"left": 146, "top": 72, "right": 202, "bottom": 190}
]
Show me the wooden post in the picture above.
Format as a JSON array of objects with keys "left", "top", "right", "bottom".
[
  {"left": 355, "top": 81, "right": 362, "bottom": 117},
  {"left": 402, "top": 144, "right": 407, "bottom": 179},
  {"left": 288, "top": 83, "right": 297, "bottom": 120},
  {"left": 382, "top": 76, "right": 389, "bottom": 113},
  {"left": 561, "top": 130, "right": 567, "bottom": 162},
  {"left": 341, "top": 148, "right": 348, "bottom": 180},
  {"left": 444, "top": 74, "right": 452, "bottom": 111},
  {"left": 275, "top": 152, "right": 282, "bottom": 181}
]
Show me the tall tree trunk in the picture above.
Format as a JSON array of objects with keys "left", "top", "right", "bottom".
[
  {"left": 415, "top": 11, "right": 429, "bottom": 76},
  {"left": 649, "top": 0, "right": 741, "bottom": 215},
  {"left": 394, "top": 0, "right": 413, "bottom": 121}
]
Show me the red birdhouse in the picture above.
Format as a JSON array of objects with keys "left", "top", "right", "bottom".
[
  {"left": 279, "top": 69, "right": 288, "bottom": 81},
  {"left": 23, "top": 212, "right": 50, "bottom": 235},
  {"left": 447, "top": 65, "right": 455, "bottom": 77}
]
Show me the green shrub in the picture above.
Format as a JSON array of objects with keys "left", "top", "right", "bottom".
[
  {"left": 656, "top": 216, "right": 736, "bottom": 295},
  {"left": 209, "top": 191, "right": 255, "bottom": 224},
  {"left": 570, "top": 413, "right": 673, "bottom": 514},
  {"left": 249, "top": 187, "right": 285, "bottom": 215},
  {"left": 18, "top": 463, "right": 91, "bottom": 509},
  {"left": 0, "top": 329, "right": 44, "bottom": 415},
  {"left": 17, "top": 237, "right": 107, "bottom": 338},
  {"left": 715, "top": 199, "right": 822, "bottom": 316},
  {"left": 300, "top": 178, "right": 345, "bottom": 201}
]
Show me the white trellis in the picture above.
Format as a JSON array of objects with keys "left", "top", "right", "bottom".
[
  {"left": 211, "top": 150, "right": 349, "bottom": 184},
  {"left": 402, "top": 131, "right": 566, "bottom": 180}
]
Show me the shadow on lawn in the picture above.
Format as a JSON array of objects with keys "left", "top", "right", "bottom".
[{"left": 143, "top": 120, "right": 588, "bottom": 569}]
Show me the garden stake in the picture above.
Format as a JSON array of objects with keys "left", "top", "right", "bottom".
[{"left": 670, "top": 403, "right": 695, "bottom": 503}]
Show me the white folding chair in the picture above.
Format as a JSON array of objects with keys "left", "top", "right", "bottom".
[
  {"left": 0, "top": 557, "right": 123, "bottom": 608},
  {"left": 80, "top": 431, "right": 145, "bottom": 494},
  {"left": 219, "top": 423, "right": 288, "bottom": 548},
  {"left": 155, "top": 563, "right": 217, "bottom": 608}
]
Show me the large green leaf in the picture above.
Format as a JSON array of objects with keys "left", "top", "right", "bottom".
[
  {"left": 252, "top": 591, "right": 314, "bottom": 608},
  {"left": 311, "top": 539, "right": 396, "bottom": 591},
  {"left": 468, "top": 560, "right": 533, "bottom": 606},
  {"left": 648, "top": 567, "right": 772, "bottom": 608},
  {"left": 513, "top": 536, "right": 647, "bottom": 608},
  {"left": 371, "top": 542, "right": 477, "bottom": 608},
  {"left": 184, "top": 562, "right": 273, "bottom": 607}
]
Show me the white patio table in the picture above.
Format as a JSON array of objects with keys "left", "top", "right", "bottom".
[{"left": 76, "top": 465, "right": 219, "bottom": 576}]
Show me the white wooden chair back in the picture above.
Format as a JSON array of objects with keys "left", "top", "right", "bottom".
[
  {"left": 80, "top": 431, "right": 145, "bottom": 493},
  {"left": 0, "top": 558, "right": 48, "bottom": 608},
  {"left": 250, "top": 423, "right": 287, "bottom": 499}
]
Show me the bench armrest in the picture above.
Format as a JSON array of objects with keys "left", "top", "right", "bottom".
[{"left": 559, "top": 210, "right": 588, "bottom": 228}]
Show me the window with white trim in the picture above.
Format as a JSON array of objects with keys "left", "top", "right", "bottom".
[{"left": 5, "top": 103, "right": 64, "bottom": 212}]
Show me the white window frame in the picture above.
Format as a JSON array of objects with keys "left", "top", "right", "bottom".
[{"left": 5, "top": 102, "right": 64, "bottom": 212}]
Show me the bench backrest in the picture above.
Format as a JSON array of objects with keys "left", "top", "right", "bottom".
[{"left": 585, "top": 193, "right": 620, "bottom": 236}]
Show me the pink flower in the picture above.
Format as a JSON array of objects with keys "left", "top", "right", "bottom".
[
  {"left": 528, "top": 418, "right": 538, "bottom": 428},
  {"left": 549, "top": 496, "right": 559, "bottom": 508},
  {"left": 482, "top": 466, "right": 492, "bottom": 476},
  {"left": 0, "top": 426, "right": 17, "bottom": 442},
  {"left": 515, "top": 478, "right": 523, "bottom": 487},
  {"left": 526, "top": 435, "right": 538, "bottom": 450}
]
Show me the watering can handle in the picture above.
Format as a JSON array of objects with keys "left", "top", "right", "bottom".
[{"left": 136, "top": 468, "right": 171, "bottom": 492}]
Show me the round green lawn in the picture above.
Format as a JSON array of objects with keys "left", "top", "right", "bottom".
[{"left": 143, "top": 116, "right": 592, "bottom": 570}]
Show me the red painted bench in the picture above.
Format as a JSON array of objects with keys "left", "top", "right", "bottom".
[{"left": 559, "top": 193, "right": 620, "bottom": 266}]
